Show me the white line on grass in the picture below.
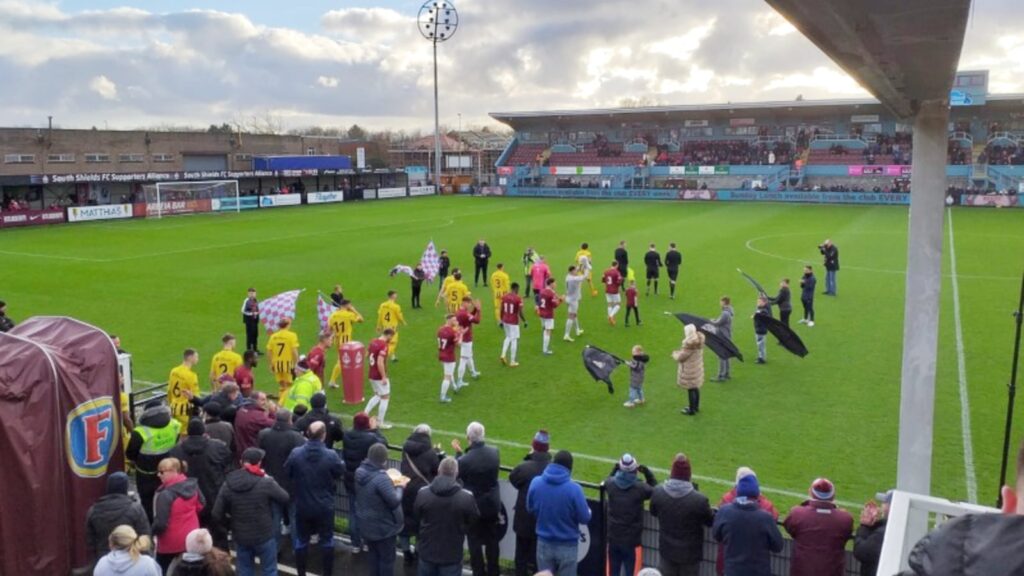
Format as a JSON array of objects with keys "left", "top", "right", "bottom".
[
  {"left": 947, "top": 208, "right": 978, "bottom": 503},
  {"left": 0, "top": 249, "right": 104, "bottom": 262}
]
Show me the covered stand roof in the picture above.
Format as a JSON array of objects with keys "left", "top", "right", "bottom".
[{"left": 765, "top": 0, "right": 972, "bottom": 119}]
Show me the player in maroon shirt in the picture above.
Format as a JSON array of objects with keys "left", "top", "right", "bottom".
[
  {"left": 364, "top": 329, "right": 395, "bottom": 428},
  {"left": 602, "top": 261, "right": 624, "bottom": 325},
  {"left": 233, "top": 350, "right": 257, "bottom": 398},
  {"left": 536, "top": 277, "right": 562, "bottom": 355},
  {"left": 624, "top": 280, "right": 641, "bottom": 327},
  {"left": 500, "top": 282, "right": 527, "bottom": 367},
  {"left": 437, "top": 315, "right": 461, "bottom": 402},
  {"left": 455, "top": 297, "right": 482, "bottom": 388},
  {"left": 305, "top": 331, "right": 332, "bottom": 383}
]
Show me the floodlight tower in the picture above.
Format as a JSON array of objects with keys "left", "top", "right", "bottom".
[{"left": 418, "top": 1, "right": 459, "bottom": 194}]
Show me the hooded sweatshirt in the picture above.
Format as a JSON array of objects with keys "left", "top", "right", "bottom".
[
  {"left": 527, "top": 463, "right": 592, "bottom": 544},
  {"left": 651, "top": 479, "right": 713, "bottom": 564},
  {"left": 92, "top": 550, "right": 162, "bottom": 576},
  {"left": 605, "top": 469, "right": 655, "bottom": 547},
  {"left": 152, "top": 474, "right": 204, "bottom": 554}
]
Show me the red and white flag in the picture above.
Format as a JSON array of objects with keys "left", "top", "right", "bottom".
[
  {"left": 258, "top": 289, "right": 302, "bottom": 333},
  {"left": 420, "top": 240, "right": 441, "bottom": 281},
  {"left": 316, "top": 292, "right": 337, "bottom": 332}
]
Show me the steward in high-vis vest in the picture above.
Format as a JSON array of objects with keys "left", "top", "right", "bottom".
[
  {"left": 126, "top": 401, "right": 182, "bottom": 522},
  {"left": 281, "top": 360, "right": 322, "bottom": 412}
]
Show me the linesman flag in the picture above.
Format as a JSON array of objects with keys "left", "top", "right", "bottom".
[
  {"left": 420, "top": 240, "right": 441, "bottom": 281},
  {"left": 258, "top": 289, "right": 302, "bottom": 334},
  {"left": 316, "top": 292, "right": 338, "bottom": 332},
  {"left": 582, "top": 345, "right": 625, "bottom": 395}
]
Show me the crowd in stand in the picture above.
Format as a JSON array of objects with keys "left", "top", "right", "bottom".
[
  {"left": 979, "top": 143, "right": 1024, "bottom": 165},
  {"left": 794, "top": 178, "right": 911, "bottom": 193},
  {"left": 89, "top": 379, "right": 984, "bottom": 576},
  {"left": 651, "top": 141, "right": 796, "bottom": 167}
]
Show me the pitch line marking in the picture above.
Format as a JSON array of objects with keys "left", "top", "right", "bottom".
[
  {"left": 744, "top": 233, "right": 1019, "bottom": 282},
  {"left": 948, "top": 209, "right": 978, "bottom": 503},
  {"left": 0, "top": 249, "right": 104, "bottom": 262}
]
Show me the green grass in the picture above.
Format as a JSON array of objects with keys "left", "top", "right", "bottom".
[{"left": 2, "top": 196, "right": 1022, "bottom": 513}]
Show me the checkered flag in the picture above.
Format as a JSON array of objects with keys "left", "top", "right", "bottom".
[
  {"left": 316, "top": 292, "right": 337, "bottom": 332},
  {"left": 420, "top": 240, "right": 441, "bottom": 281},
  {"left": 258, "top": 289, "right": 302, "bottom": 333}
]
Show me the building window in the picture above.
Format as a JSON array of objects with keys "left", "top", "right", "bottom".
[
  {"left": 85, "top": 153, "right": 111, "bottom": 163},
  {"left": 118, "top": 153, "right": 145, "bottom": 163},
  {"left": 4, "top": 154, "right": 35, "bottom": 164},
  {"left": 306, "top": 146, "right": 316, "bottom": 156},
  {"left": 152, "top": 153, "right": 174, "bottom": 163},
  {"left": 47, "top": 153, "right": 76, "bottom": 163},
  {"left": 234, "top": 153, "right": 252, "bottom": 161}
]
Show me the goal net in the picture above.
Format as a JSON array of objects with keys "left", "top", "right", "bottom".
[{"left": 141, "top": 180, "right": 240, "bottom": 218}]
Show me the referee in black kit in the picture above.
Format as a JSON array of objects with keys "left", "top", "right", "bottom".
[
  {"left": 665, "top": 243, "right": 682, "bottom": 299},
  {"left": 241, "top": 287, "right": 261, "bottom": 355}
]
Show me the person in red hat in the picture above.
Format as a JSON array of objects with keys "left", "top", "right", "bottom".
[
  {"left": 509, "top": 430, "right": 552, "bottom": 576},
  {"left": 783, "top": 478, "right": 854, "bottom": 576}
]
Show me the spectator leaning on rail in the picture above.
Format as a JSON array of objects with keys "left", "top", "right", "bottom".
[
  {"left": 451, "top": 421, "right": 503, "bottom": 576},
  {"left": 399, "top": 424, "right": 442, "bottom": 564},
  {"left": 650, "top": 454, "right": 713, "bottom": 576},
  {"left": 605, "top": 453, "right": 657, "bottom": 576},
  {"left": 897, "top": 438, "right": 1024, "bottom": 576},
  {"left": 356, "top": 443, "right": 409, "bottom": 576},
  {"left": 712, "top": 473, "right": 784, "bottom": 576},
  {"left": 716, "top": 467, "right": 778, "bottom": 576},
  {"left": 414, "top": 456, "right": 481, "bottom": 576},
  {"left": 527, "top": 450, "right": 593, "bottom": 576},
  {"left": 509, "top": 430, "right": 552, "bottom": 576},
  {"left": 783, "top": 478, "right": 854, "bottom": 576}
]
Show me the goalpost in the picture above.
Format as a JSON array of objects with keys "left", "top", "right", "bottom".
[{"left": 141, "top": 180, "right": 240, "bottom": 219}]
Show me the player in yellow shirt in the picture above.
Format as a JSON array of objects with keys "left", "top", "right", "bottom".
[
  {"left": 209, "top": 333, "right": 243, "bottom": 390},
  {"left": 327, "top": 300, "right": 364, "bottom": 388},
  {"left": 490, "top": 263, "right": 511, "bottom": 323},
  {"left": 266, "top": 318, "right": 300, "bottom": 399},
  {"left": 437, "top": 271, "right": 471, "bottom": 314},
  {"left": 576, "top": 242, "right": 599, "bottom": 296},
  {"left": 376, "top": 290, "right": 407, "bottom": 361},
  {"left": 167, "top": 349, "right": 200, "bottom": 434}
]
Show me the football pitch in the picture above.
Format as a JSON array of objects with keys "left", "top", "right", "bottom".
[{"left": 2, "top": 196, "right": 1022, "bottom": 511}]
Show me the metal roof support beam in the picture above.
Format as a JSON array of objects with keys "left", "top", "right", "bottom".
[{"left": 897, "top": 100, "right": 952, "bottom": 496}]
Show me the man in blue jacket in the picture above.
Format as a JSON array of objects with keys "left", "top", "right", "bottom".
[
  {"left": 712, "top": 474, "right": 783, "bottom": 576},
  {"left": 356, "top": 443, "right": 408, "bottom": 576},
  {"left": 285, "top": 421, "right": 344, "bottom": 576},
  {"left": 527, "top": 450, "right": 592, "bottom": 576}
]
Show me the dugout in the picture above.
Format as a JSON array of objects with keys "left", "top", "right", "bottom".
[{"left": 0, "top": 316, "right": 123, "bottom": 574}]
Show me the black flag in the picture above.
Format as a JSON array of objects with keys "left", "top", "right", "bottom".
[
  {"left": 738, "top": 268, "right": 770, "bottom": 298},
  {"left": 762, "top": 315, "right": 809, "bottom": 357},
  {"left": 582, "top": 345, "right": 625, "bottom": 395},
  {"left": 673, "top": 313, "right": 744, "bottom": 361}
]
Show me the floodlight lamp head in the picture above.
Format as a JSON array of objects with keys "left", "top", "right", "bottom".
[{"left": 418, "top": 0, "right": 459, "bottom": 42}]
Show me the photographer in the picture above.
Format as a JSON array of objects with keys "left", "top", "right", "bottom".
[
  {"left": 818, "top": 240, "right": 840, "bottom": 296},
  {"left": 605, "top": 454, "right": 657, "bottom": 576}
]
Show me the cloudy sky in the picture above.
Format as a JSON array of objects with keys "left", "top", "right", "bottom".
[{"left": 0, "top": 0, "right": 1020, "bottom": 132}]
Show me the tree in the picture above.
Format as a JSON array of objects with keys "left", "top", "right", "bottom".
[
  {"left": 347, "top": 124, "right": 367, "bottom": 140},
  {"left": 207, "top": 123, "right": 233, "bottom": 134}
]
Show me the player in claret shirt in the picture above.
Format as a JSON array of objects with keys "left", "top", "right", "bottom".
[
  {"left": 500, "top": 283, "right": 527, "bottom": 367},
  {"left": 364, "top": 329, "right": 395, "bottom": 429},
  {"left": 437, "top": 315, "right": 461, "bottom": 403},
  {"left": 455, "top": 296, "right": 482, "bottom": 389},
  {"left": 602, "top": 261, "right": 624, "bottom": 326},
  {"left": 536, "top": 277, "right": 562, "bottom": 355}
]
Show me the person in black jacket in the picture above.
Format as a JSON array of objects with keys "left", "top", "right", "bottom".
[
  {"left": 473, "top": 240, "right": 492, "bottom": 287},
  {"left": 605, "top": 454, "right": 657, "bottom": 576},
  {"left": 257, "top": 409, "right": 306, "bottom": 550},
  {"left": 241, "top": 288, "right": 260, "bottom": 354},
  {"left": 0, "top": 300, "right": 15, "bottom": 332},
  {"left": 85, "top": 472, "right": 151, "bottom": 563},
  {"left": 614, "top": 240, "right": 629, "bottom": 277},
  {"left": 819, "top": 239, "right": 839, "bottom": 296},
  {"left": 169, "top": 418, "right": 233, "bottom": 550},
  {"left": 294, "top": 392, "right": 344, "bottom": 449},
  {"left": 854, "top": 491, "right": 890, "bottom": 576},
  {"left": 712, "top": 474, "right": 784, "bottom": 576},
  {"left": 650, "top": 454, "right": 713, "bottom": 576},
  {"left": 414, "top": 457, "right": 481, "bottom": 576},
  {"left": 798, "top": 266, "right": 817, "bottom": 327},
  {"left": 508, "top": 430, "right": 552, "bottom": 576},
  {"left": 400, "top": 424, "right": 442, "bottom": 564},
  {"left": 356, "top": 443, "right": 409, "bottom": 576},
  {"left": 769, "top": 278, "right": 793, "bottom": 327},
  {"left": 664, "top": 243, "right": 682, "bottom": 299},
  {"left": 438, "top": 251, "right": 451, "bottom": 291},
  {"left": 753, "top": 296, "right": 772, "bottom": 364},
  {"left": 411, "top": 266, "right": 426, "bottom": 309},
  {"left": 451, "top": 421, "right": 502, "bottom": 576},
  {"left": 213, "top": 447, "right": 289, "bottom": 576},
  {"left": 643, "top": 243, "right": 663, "bottom": 296},
  {"left": 342, "top": 412, "right": 388, "bottom": 551},
  {"left": 126, "top": 401, "right": 181, "bottom": 522}
]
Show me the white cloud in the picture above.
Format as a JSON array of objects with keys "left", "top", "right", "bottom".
[
  {"left": 89, "top": 75, "right": 118, "bottom": 100},
  {"left": 316, "top": 75, "right": 339, "bottom": 88}
]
